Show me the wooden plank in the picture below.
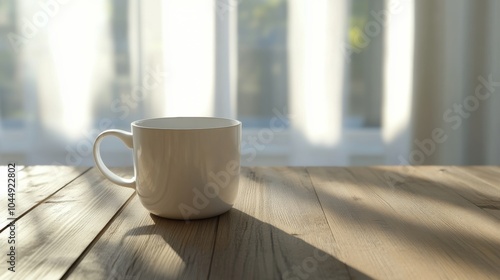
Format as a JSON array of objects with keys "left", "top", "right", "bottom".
[
  {"left": 0, "top": 166, "right": 89, "bottom": 230},
  {"left": 412, "top": 166, "right": 500, "bottom": 211},
  {"left": 65, "top": 196, "right": 218, "bottom": 280},
  {"left": 0, "top": 167, "right": 135, "bottom": 279},
  {"left": 208, "top": 167, "right": 356, "bottom": 279},
  {"left": 308, "top": 166, "right": 500, "bottom": 279},
  {"left": 485, "top": 209, "right": 500, "bottom": 220},
  {"left": 457, "top": 166, "right": 500, "bottom": 189}
]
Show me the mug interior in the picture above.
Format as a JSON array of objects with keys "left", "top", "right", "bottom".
[{"left": 132, "top": 117, "right": 240, "bottom": 130}]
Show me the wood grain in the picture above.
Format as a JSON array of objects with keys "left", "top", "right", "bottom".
[
  {"left": 0, "top": 166, "right": 88, "bottom": 230},
  {"left": 308, "top": 166, "right": 500, "bottom": 279},
  {"left": 0, "top": 167, "right": 135, "bottom": 280},
  {"left": 208, "top": 167, "right": 353, "bottom": 279},
  {"left": 411, "top": 166, "right": 500, "bottom": 213},
  {"left": 2, "top": 165, "right": 499, "bottom": 279},
  {"left": 456, "top": 166, "right": 500, "bottom": 189},
  {"left": 484, "top": 209, "right": 500, "bottom": 220},
  {"left": 66, "top": 196, "right": 218, "bottom": 280}
]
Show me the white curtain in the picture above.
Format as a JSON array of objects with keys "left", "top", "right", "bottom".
[
  {"left": 2, "top": 0, "right": 500, "bottom": 166},
  {"left": 2, "top": 0, "right": 236, "bottom": 166},
  {"left": 287, "top": 0, "right": 349, "bottom": 165},
  {"left": 14, "top": 0, "right": 114, "bottom": 164},
  {"left": 410, "top": 0, "right": 500, "bottom": 165},
  {"left": 382, "top": 0, "right": 415, "bottom": 164},
  {"left": 141, "top": 0, "right": 236, "bottom": 119}
]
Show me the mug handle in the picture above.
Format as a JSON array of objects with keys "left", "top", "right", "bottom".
[{"left": 93, "top": 129, "right": 136, "bottom": 189}]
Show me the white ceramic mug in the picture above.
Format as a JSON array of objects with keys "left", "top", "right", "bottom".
[{"left": 93, "top": 117, "right": 241, "bottom": 220}]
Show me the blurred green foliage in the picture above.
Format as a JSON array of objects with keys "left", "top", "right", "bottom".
[
  {"left": 0, "top": 0, "right": 23, "bottom": 120},
  {"left": 238, "top": 0, "right": 286, "bottom": 47},
  {"left": 349, "top": 0, "right": 371, "bottom": 51}
]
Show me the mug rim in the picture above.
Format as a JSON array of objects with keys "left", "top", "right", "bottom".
[{"left": 131, "top": 116, "right": 241, "bottom": 130}]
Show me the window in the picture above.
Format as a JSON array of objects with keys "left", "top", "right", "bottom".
[
  {"left": 347, "top": 0, "right": 383, "bottom": 128},
  {"left": 0, "top": 0, "right": 23, "bottom": 128},
  {"left": 0, "top": 0, "right": 388, "bottom": 166},
  {"left": 237, "top": 0, "right": 288, "bottom": 128},
  {"left": 346, "top": 0, "right": 385, "bottom": 165}
]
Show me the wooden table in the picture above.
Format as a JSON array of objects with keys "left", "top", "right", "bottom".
[{"left": 0, "top": 166, "right": 499, "bottom": 279}]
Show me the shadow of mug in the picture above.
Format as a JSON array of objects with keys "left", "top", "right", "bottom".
[{"left": 110, "top": 208, "right": 372, "bottom": 279}]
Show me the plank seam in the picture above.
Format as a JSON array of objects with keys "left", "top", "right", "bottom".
[
  {"left": 479, "top": 205, "right": 500, "bottom": 210},
  {"left": 0, "top": 167, "right": 92, "bottom": 233},
  {"left": 305, "top": 168, "right": 355, "bottom": 280},
  {"left": 206, "top": 215, "right": 220, "bottom": 280},
  {"left": 453, "top": 167, "right": 500, "bottom": 191},
  {"left": 60, "top": 192, "right": 137, "bottom": 279},
  {"left": 416, "top": 168, "right": 500, "bottom": 222}
]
